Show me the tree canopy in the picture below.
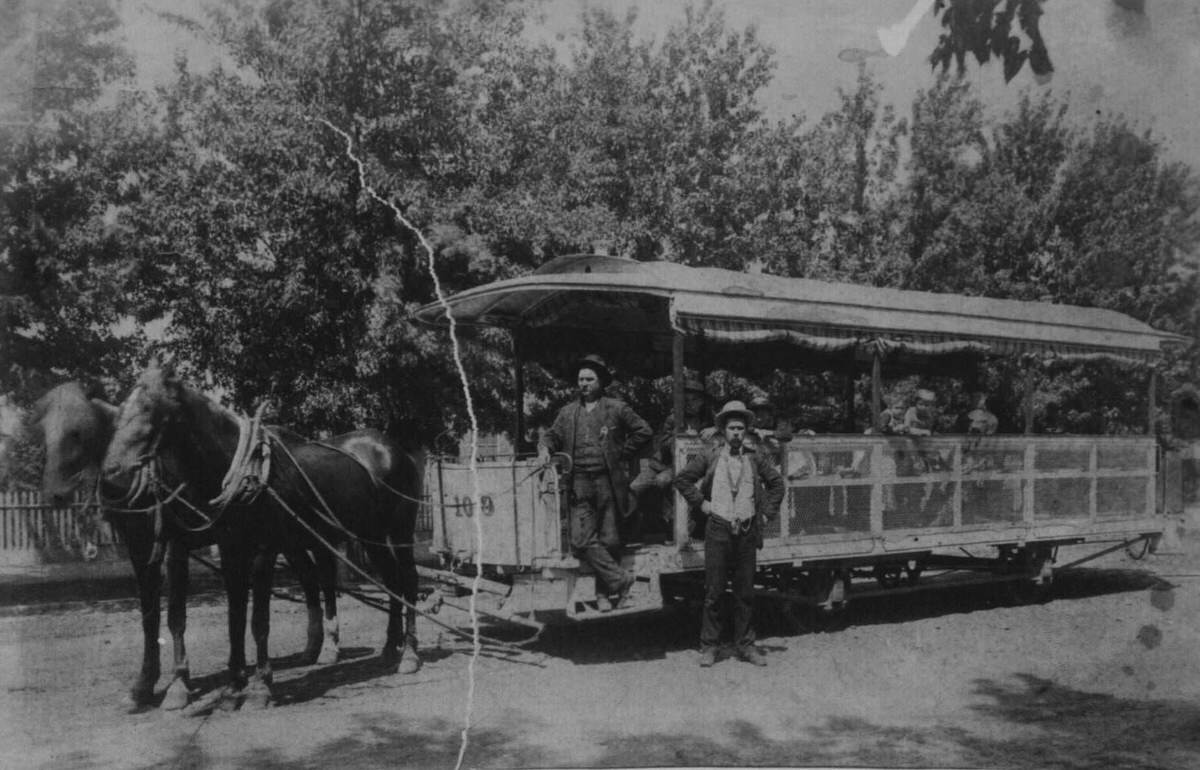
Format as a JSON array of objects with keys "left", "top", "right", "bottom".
[{"left": 1, "top": 0, "right": 1196, "bottom": 485}]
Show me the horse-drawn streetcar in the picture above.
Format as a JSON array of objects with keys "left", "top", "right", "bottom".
[{"left": 415, "top": 255, "right": 1190, "bottom": 623}]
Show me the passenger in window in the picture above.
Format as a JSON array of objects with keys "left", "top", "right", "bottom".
[
  {"left": 962, "top": 394, "right": 1000, "bottom": 476},
  {"left": 876, "top": 394, "right": 906, "bottom": 435},
  {"left": 966, "top": 394, "right": 999, "bottom": 436},
  {"left": 749, "top": 395, "right": 792, "bottom": 465},
  {"left": 903, "top": 388, "right": 940, "bottom": 437},
  {"left": 632, "top": 377, "right": 713, "bottom": 532}
]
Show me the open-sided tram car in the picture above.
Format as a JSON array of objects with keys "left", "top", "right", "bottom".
[{"left": 415, "top": 255, "right": 1190, "bottom": 621}]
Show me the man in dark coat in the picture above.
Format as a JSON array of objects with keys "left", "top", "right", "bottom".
[
  {"left": 674, "top": 400, "right": 785, "bottom": 667},
  {"left": 539, "top": 355, "right": 652, "bottom": 606}
]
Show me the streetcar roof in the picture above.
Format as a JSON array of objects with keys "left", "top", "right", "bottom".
[{"left": 413, "top": 255, "right": 1187, "bottom": 375}]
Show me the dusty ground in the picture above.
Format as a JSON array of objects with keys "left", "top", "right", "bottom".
[{"left": 3, "top": 532, "right": 1200, "bottom": 770}]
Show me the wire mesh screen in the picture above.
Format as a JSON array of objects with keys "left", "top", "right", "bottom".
[
  {"left": 961, "top": 446, "right": 1024, "bottom": 476},
  {"left": 788, "top": 484, "right": 872, "bottom": 535},
  {"left": 962, "top": 479, "right": 1025, "bottom": 525},
  {"left": 1034, "top": 477, "right": 1091, "bottom": 519},
  {"left": 1035, "top": 445, "right": 1090, "bottom": 473},
  {"left": 1096, "top": 477, "right": 1149, "bottom": 519},
  {"left": 883, "top": 481, "right": 957, "bottom": 529},
  {"left": 1097, "top": 444, "right": 1149, "bottom": 472}
]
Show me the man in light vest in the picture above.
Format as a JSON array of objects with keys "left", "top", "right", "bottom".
[{"left": 674, "top": 400, "right": 784, "bottom": 667}]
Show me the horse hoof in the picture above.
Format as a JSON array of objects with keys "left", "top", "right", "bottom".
[
  {"left": 397, "top": 647, "right": 422, "bottom": 675},
  {"left": 124, "top": 687, "right": 155, "bottom": 711},
  {"left": 242, "top": 681, "right": 272, "bottom": 710},
  {"left": 316, "top": 645, "right": 339, "bottom": 666},
  {"left": 211, "top": 684, "right": 244, "bottom": 712},
  {"left": 161, "top": 677, "right": 191, "bottom": 711}
]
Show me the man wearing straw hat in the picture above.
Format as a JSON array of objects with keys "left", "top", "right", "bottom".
[
  {"left": 540, "top": 354, "right": 652, "bottom": 608},
  {"left": 674, "top": 400, "right": 784, "bottom": 667}
]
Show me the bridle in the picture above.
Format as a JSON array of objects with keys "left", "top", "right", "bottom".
[{"left": 99, "top": 388, "right": 222, "bottom": 563}]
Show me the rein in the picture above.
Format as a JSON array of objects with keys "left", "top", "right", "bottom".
[
  {"left": 261, "top": 484, "right": 544, "bottom": 651},
  {"left": 96, "top": 459, "right": 194, "bottom": 564}
]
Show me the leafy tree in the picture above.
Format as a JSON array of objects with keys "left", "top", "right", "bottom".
[
  {"left": 896, "top": 74, "right": 1199, "bottom": 429},
  {"left": 123, "top": 0, "right": 792, "bottom": 440},
  {"left": 930, "top": 0, "right": 1052, "bottom": 83},
  {"left": 0, "top": 0, "right": 148, "bottom": 405},
  {"left": 735, "top": 67, "right": 907, "bottom": 282}
]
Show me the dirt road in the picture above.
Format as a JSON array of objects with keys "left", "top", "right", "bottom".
[{"left": 3, "top": 536, "right": 1200, "bottom": 769}]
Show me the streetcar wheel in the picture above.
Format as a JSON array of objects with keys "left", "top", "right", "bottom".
[
  {"left": 814, "top": 604, "right": 851, "bottom": 633},
  {"left": 1001, "top": 549, "right": 1054, "bottom": 605},
  {"left": 874, "top": 564, "right": 904, "bottom": 589}
]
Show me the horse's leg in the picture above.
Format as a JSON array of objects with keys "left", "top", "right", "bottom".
[
  {"left": 126, "top": 528, "right": 163, "bottom": 707},
  {"left": 160, "top": 539, "right": 192, "bottom": 710},
  {"left": 313, "top": 546, "right": 341, "bottom": 665},
  {"left": 284, "top": 548, "right": 324, "bottom": 664},
  {"left": 363, "top": 543, "right": 404, "bottom": 670},
  {"left": 244, "top": 545, "right": 276, "bottom": 709},
  {"left": 365, "top": 538, "right": 421, "bottom": 675},
  {"left": 396, "top": 536, "right": 421, "bottom": 675},
  {"left": 222, "top": 541, "right": 251, "bottom": 692}
]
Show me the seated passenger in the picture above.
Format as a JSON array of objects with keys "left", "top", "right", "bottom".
[
  {"left": 967, "top": 401, "right": 998, "bottom": 435},
  {"left": 903, "top": 388, "right": 940, "bottom": 437},
  {"left": 749, "top": 395, "right": 792, "bottom": 466},
  {"left": 962, "top": 395, "right": 1000, "bottom": 476}
]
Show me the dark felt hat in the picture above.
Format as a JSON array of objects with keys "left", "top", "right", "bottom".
[{"left": 575, "top": 354, "right": 611, "bottom": 385}]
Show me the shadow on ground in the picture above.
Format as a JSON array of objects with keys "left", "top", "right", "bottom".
[
  {"left": 159, "top": 714, "right": 553, "bottom": 770},
  {"left": 511, "top": 565, "right": 1163, "bottom": 666},
  {"left": 591, "top": 672, "right": 1200, "bottom": 770},
  {"left": 148, "top": 674, "right": 1200, "bottom": 769}
]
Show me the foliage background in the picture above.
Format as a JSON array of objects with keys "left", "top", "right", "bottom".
[{"left": 1, "top": 0, "right": 1196, "bottom": 487}]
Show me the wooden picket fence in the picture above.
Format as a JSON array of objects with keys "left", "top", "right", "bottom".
[
  {"left": 0, "top": 489, "right": 116, "bottom": 561},
  {"left": 1, "top": 485, "right": 432, "bottom": 568}
]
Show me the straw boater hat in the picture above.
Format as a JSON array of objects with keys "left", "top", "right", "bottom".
[
  {"left": 715, "top": 400, "right": 755, "bottom": 428},
  {"left": 916, "top": 388, "right": 936, "bottom": 403},
  {"left": 684, "top": 377, "right": 707, "bottom": 395},
  {"left": 575, "top": 354, "right": 611, "bottom": 386}
]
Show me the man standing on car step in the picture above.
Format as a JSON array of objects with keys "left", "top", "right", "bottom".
[{"left": 540, "top": 354, "right": 652, "bottom": 610}]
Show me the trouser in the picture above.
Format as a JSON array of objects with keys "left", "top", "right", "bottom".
[
  {"left": 570, "top": 470, "right": 626, "bottom": 595},
  {"left": 701, "top": 515, "right": 757, "bottom": 651}
]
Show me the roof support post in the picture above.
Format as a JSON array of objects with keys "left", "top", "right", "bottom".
[
  {"left": 871, "top": 350, "right": 882, "bottom": 429},
  {"left": 513, "top": 330, "right": 526, "bottom": 455},
  {"left": 672, "top": 329, "right": 688, "bottom": 549},
  {"left": 1147, "top": 367, "right": 1158, "bottom": 435},
  {"left": 673, "top": 330, "right": 685, "bottom": 435},
  {"left": 843, "top": 355, "right": 857, "bottom": 433},
  {"left": 1023, "top": 364, "right": 1036, "bottom": 435}
]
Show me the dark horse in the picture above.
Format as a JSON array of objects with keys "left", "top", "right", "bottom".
[
  {"left": 101, "top": 361, "right": 423, "bottom": 693},
  {"left": 32, "top": 382, "right": 336, "bottom": 709}
]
